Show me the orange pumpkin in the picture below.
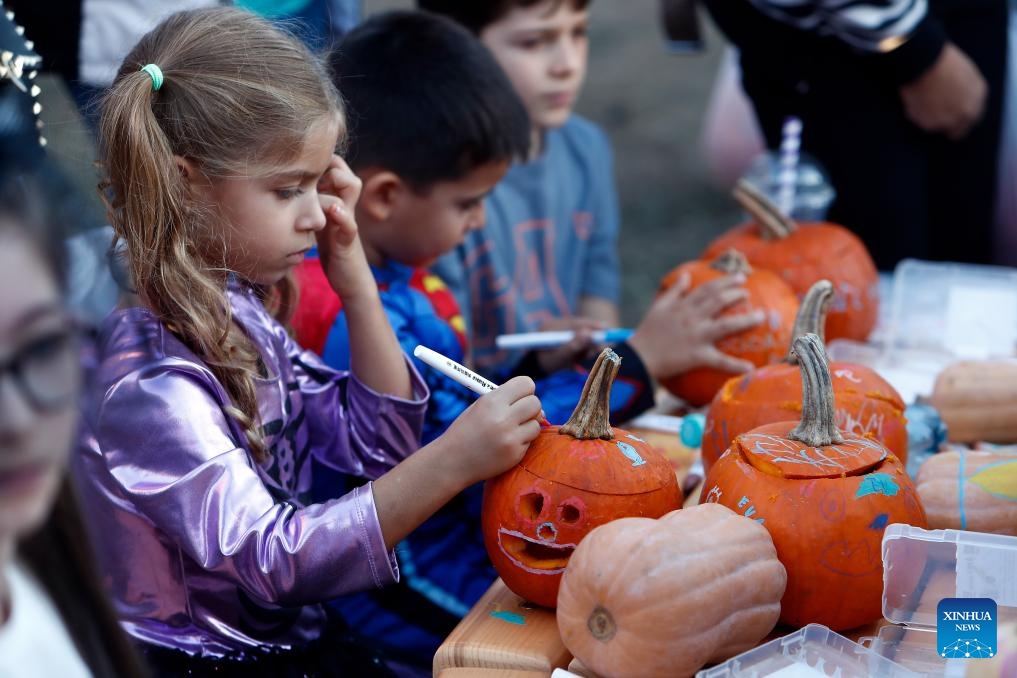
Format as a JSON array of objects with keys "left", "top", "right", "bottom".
[
  {"left": 482, "top": 349, "right": 682, "bottom": 608},
  {"left": 557, "top": 503, "right": 786, "bottom": 678},
  {"left": 703, "top": 180, "right": 879, "bottom": 343},
  {"left": 702, "top": 280, "right": 908, "bottom": 475},
  {"left": 916, "top": 449, "right": 1017, "bottom": 536},
  {"left": 659, "top": 249, "right": 798, "bottom": 407},
  {"left": 701, "top": 333, "right": 927, "bottom": 631}
]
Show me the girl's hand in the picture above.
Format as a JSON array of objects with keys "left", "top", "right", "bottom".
[
  {"left": 372, "top": 376, "right": 542, "bottom": 548},
  {"left": 315, "top": 154, "right": 369, "bottom": 298},
  {"left": 628, "top": 272, "right": 764, "bottom": 380},
  {"left": 437, "top": 376, "right": 542, "bottom": 489}
]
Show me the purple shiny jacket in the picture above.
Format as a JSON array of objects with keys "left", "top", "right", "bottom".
[{"left": 74, "top": 282, "right": 428, "bottom": 657}]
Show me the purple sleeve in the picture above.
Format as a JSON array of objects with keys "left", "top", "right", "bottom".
[
  {"left": 93, "top": 362, "right": 402, "bottom": 604},
  {"left": 282, "top": 323, "right": 429, "bottom": 480}
]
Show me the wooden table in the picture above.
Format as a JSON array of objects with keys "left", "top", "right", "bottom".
[{"left": 434, "top": 576, "right": 888, "bottom": 677}]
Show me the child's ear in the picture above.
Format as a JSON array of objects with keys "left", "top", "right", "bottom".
[
  {"left": 173, "top": 155, "right": 199, "bottom": 183},
  {"left": 359, "top": 170, "right": 406, "bottom": 222},
  {"left": 172, "top": 155, "right": 214, "bottom": 199}
]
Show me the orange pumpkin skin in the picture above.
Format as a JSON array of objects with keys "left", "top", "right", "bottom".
[
  {"left": 557, "top": 504, "right": 786, "bottom": 678},
  {"left": 702, "top": 362, "right": 908, "bottom": 475},
  {"left": 658, "top": 257, "right": 798, "bottom": 407},
  {"left": 703, "top": 223, "right": 879, "bottom": 343},
  {"left": 916, "top": 449, "right": 1017, "bottom": 536},
  {"left": 702, "top": 422, "right": 927, "bottom": 630},
  {"left": 483, "top": 426, "right": 682, "bottom": 608}
]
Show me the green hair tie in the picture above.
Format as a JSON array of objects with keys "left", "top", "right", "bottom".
[{"left": 140, "top": 63, "right": 164, "bottom": 92}]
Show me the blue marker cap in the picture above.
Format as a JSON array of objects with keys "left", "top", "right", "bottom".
[
  {"left": 680, "top": 412, "right": 705, "bottom": 448},
  {"left": 601, "top": 328, "right": 634, "bottom": 343}
]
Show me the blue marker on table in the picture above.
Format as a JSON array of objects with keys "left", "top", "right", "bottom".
[{"left": 495, "top": 328, "right": 634, "bottom": 350}]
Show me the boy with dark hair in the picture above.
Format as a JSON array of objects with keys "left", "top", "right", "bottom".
[
  {"left": 292, "top": 9, "right": 758, "bottom": 672},
  {"left": 420, "top": 0, "right": 761, "bottom": 385}
]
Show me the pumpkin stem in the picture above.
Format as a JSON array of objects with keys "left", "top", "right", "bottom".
[
  {"left": 733, "top": 178, "right": 797, "bottom": 241},
  {"left": 587, "top": 605, "right": 617, "bottom": 642},
  {"left": 559, "top": 348, "right": 619, "bottom": 440},
  {"left": 709, "top": 248, "right": 753, "bottom": 276},
  {"left": 787, "top": 280, "right": 833, "bottom": 364},
  {"left": 788, "top": 333, "right": 844, "bottom": 447}
]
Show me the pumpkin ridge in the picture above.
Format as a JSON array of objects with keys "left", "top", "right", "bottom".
[
  {"left": 710, "top": 604, "right": 784, "bottom": 648},
  {"left": 627, "top": 547, "right": 783, "bottom": 618}
]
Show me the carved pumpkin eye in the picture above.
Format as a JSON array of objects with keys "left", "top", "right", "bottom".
[
  {"left": 519, "top": 492, "right": 544, "bottom": 520},
  {"left": 559, "top": 502, "right": 582, "bottom": 524}
]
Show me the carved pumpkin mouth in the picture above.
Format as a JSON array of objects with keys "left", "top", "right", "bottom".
[{"left": 497, "top": 528, "right": 576, "bottom": 574}]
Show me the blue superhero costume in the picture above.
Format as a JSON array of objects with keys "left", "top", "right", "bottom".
[{"left": 291, "top": 251, "right": 653, "bottom": 668}]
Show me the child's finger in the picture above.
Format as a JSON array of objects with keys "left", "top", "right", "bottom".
[
  {"left": 703, "top": 349, "right": 756, "bottom": 374},
  {"left": 693, "top": 285, "right": 749, "bottom": 317},
  {"left": 703, "top": 309, "right": 766, "bottom": 342},
  {"left": 687, "top": 272, "right": 745, "bottom": 298},
  {"left": 516, "top": 419, "right": 542, "bottom": 444},
  {"left": 508, "top": 394, "right": 543, "bottom": 423},
  {"left": 494, "top": 376, "right": 537, "bottom": 403},
  {"left": 659, "top": 271, "right": 692, "bottom": 302},
  {"left": 318, "top": 154, "right": 362, "bottom": 206},
  {"left": 316, "top": 196, "right": 358, "bottom": 246}
]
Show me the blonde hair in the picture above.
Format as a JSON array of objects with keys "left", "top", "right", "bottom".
[{"left": 99, "top": 8, "right": 344, "bottom": 462}]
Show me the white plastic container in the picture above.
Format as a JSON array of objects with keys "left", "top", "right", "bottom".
[
  {"left": 864, "top": 523, "right": 1017, "bottom": 677},
  {"left": 829, "top": 259, "right": 1017, "bottom": 403},
  {"left": 698, "top": 525, "right": 1017, "bottom": 677},
  {"left": 885, "top": 259, "right": 1017, "bottom": 361},
  {"left": 696, "top": 624, "right": 920, "bottom": 677}
]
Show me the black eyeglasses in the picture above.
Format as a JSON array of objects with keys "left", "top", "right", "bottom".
[{"left": 0, "top": 321, "right": 83, "bottom": 411}]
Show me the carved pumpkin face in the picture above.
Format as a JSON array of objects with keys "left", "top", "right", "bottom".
[{"left": 483, "top": 426, "right": 682, "bottom": 608}]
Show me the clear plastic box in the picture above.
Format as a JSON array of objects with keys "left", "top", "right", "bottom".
[
  {"left": 696, "top": 624, "right": 920, "bottom": 677},
  {"left": 864, "top": 523, "right": 1017, "bottom": 677},
  {"left": 885, "top": 259, "right": 1017, "bottom": 361},
  {"left": 830, "top": 260, "right": 1017, "bottom": 404},
  {"left": 697, "top": 525, "right": 1017, "bottom": 677}
]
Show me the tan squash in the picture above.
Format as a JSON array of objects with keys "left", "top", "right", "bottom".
[
  {"left": 556, "top": 503, "right": 786, "bottom": 678},
  {"left": 916, "top": 449, "right": 1017, "bottom": 536},
  {"left": 930, "top": 361, "right": 1017, "bottom": 443}
]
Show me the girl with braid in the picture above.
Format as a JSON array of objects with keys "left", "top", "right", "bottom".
[{"left": 75, "top": 8, "right": 542, "bottom": 675}]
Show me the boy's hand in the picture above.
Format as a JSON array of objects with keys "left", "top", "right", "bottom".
[
  {"left": 628, "top": 272, "right": 764, "bottom": 380},
  {"left": 534, "top": 316, "right": 607, "bottom": 373},
  {"left": 438, "top": 376, "right": 542, "bottom": 488},
  {"left": 315, "top": 154, "right": 371, "bottom": 298}
]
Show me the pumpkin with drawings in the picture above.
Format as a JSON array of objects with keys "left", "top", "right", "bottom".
[
  {"left": 658, "top": 248, "right": 798, "bottom": 407},
  {"left": 703, "top": 180, "right": 879, "bottom": 343},
  {"left": 701, "top": 280, "right": 907, "bottom": 475},
  {"left": 482, "top": 348, "right": 682, "bottom": 608},
  {"left": 701, "top": 333, "right": 927, "bottom": 630},
  {"left": 916, "top": 448, "right": 1017, "bottom": 536}
]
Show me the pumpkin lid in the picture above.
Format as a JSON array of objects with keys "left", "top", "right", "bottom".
[
  {"left": 735, "top": 422, "right": 887, "bottom": 479},
  {"left": 734, "top": 333, "right": 888, "bottom": 479}
]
